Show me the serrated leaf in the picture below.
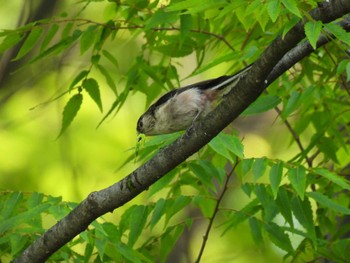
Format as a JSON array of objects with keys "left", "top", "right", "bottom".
[
  {"left": 264, "top": 222, "right": 294, "bottom": 252},
  {"left": 13, "top": 27, "right": 43, "bottom": 60},
  {"left": 325, "top": 23, "right": 350, "bottom": 46},
  {"left": 242, "top": 95, "right": 281, "bottom": 115},
  {"left": 254, "top": 184, "right": 278, "bottom": 221},
  {"left": 269, "top": 162, "right": 283, "bottom": 199},
  {"left": 222, "top": 198, "right": 261, "bottom": 235},
  {"left": 69, "top": 70, "right": 89, "bottom": 91},
  {"left": 281, "top": 0, "right": 301, "bottom": 17},
  {"left": 80, "top": 26, "right": 97, "bottom": 54},
  {"left": 0, "top": 32, "right": 25, "bottom": 54},
  {"left": 58, "top": 93, "right": 83, "bottom": 137},
  {"left": 209, "top": 133, "right": 244, "bottom": 160},
  {"left": 288, "top": 166, "right": 307, "bottom": 200},
  {"left": 276, "top": 187, "right": 294, "bottom": 228},
  {"left": 291, "top": 196, "right": 316, "bottom": 245},
  {"left": 40, "top": 24, "right": 59, "bottom": 51},
  {"left": 252, "top": 158, "right": 268, "bottom": 182},
  {"left": 249, "top": 217, "right": 263, "bottom": 244},
  {"left": 267, "top": 0, "right": 281, "bottom": 22},
  {"left": 83, "top": 78, "right": 102, "bottom": 112},
  {"left": 304, "top": 21, "right": 322, "bottom": 50},
  {"left": 307, "top": 191, "right": 350, "bottom": 215}
]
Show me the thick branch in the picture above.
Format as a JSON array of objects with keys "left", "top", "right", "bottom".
[{"left": 14, "top": 1, "right": 350, "bottom": 262}]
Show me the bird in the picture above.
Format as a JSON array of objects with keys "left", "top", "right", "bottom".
[{"left": 137, "top": 64, "right": 252, "bottom": 136}]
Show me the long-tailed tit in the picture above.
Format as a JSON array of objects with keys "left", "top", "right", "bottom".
[{"left": 137, "top": 65, "right": 252, "bottom": 136}]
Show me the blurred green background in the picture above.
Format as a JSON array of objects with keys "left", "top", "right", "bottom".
[{"left": 0, "top": 1, "right": 297, "bottom": 262}]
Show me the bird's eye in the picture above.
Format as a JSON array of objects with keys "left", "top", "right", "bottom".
[{"left": 137, "top": 119, "right": 143, "bottom": 130}]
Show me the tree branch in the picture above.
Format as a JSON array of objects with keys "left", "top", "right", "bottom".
[{"left": 14, "top": 1, "right": 350, "bottom": 262}]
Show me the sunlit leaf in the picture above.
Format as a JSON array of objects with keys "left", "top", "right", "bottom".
[
  {"left": 304, "top": 21, "right": 322, "bottom": 50},
  {"left": 267, "top": 0, "right": 281, "bottom": 22},
  {"left": 281, "top": 0, "right": 301, "bottom": 17},
  {"left": 128, "top": 205, "right": 149, "bottom": 247}
]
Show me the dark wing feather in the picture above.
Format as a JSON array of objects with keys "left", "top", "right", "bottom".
[{"left": 146, "top": 64, "right": 253, "bottom": 113}]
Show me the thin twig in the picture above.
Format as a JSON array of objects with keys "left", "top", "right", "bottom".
[
  {"left": 195, "top": 158, "right": 240, "bottom": 263},
  {"left": 274, "top": 106, "right": 313, "bottom": 167}
]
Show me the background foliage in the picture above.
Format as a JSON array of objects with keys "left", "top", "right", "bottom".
[{"left": 1, "top": 0, "right": 350, "bottom": 262}]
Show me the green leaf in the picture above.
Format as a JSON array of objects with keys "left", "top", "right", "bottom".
[
  {"left": 252, "top": 158, "right": 268, "bottom": 181},
  {"left": 96, "top": 63, "right": 117, "bottom": 95},
  {"left": 0, "top": 203, "right": 50, "bottom": 233},
  {"left": 304, "top": 21, "right": 322, "bottom": 50},
  {"left": 269, "top": 161, "right": 283, "bottom": 199},
  {"left": 264, "top": 222, "right": 294, "bottom": 252},
  {"left": 69, "top": 70, "right": 89, "bottom": 91},
  {"left": 242, "top": 95, "right": 281, "bottom": 115},
  {"left": 58, "top": 93, "right": 83, "bottom": 137},
  {"left": 254, "top": 184, "right": 278, "bottom": 221},
  {"left": 13, "top": 27, "right": 43, "bottom": 60},
  {"left": 30, "top": 30, "right": 82, "bottom": 64},
  {"left": 282, "top": 90, "right": 301, "bottom": 119},
  {"left": 222, "top": 198, "right": 261, "bottom": 235},
  {"left": 150, "top": 198, "right": 166, "bottom": 229},
  {"left": 267, "top": 0, "right": 281, "bottom": 22},
  {"left": 346, "top": 62, "right": 350, "bottom": 82},
  {"left": 160, "top": 225, "right": 185, "bottom": 263},
  {"left": 102, "top": 49, "right": 119, "bottom": 70},
  {"left": 80, "top": 25, "right": 97, "bottom": 54},
  {"left": 249, "top": 217, "right": 263, "bottom": 245},
  {"left": 145, "top": 9, "right": 178, "bottom": 30},
  {"left": 325, "top": 23, "right": 350, "bottom": 46},
  {"left": 128, "top": 205, "right": 149, "bottom": 247},
  {"left": 307, "top": 191, "right": 350, "bottom": 215},
  {"left": 288, "top": 166, "right": 307, "bottom": 200},
  {"left": 40, "top": 24, "right": 59, "bottom": 51},
  {"left": 0, "top": 32, "right": 25, "bottom": 54},
  {"left": 209, "top": 133, "right": 244, "bottom": 160},
  {"left": 281, "top": 0, "right": 301, "bottom": 17},
  {"left": 314, "top": 168, "right": 350, "bottom": 190},
  {"left": 165, "top": 196, "right": 191, "bottom": 224},
  {"left": 193, "top": 195, "right": 216, "bottom": 218},
  {"left": 82, "top": 78, "right": 103, "bottom": 112},
  {"left": 291, "top": 196, "right": 316, "bottom": 245},
  {"left": 276, "top": 187, "right": 294, "bottom": 228}
]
